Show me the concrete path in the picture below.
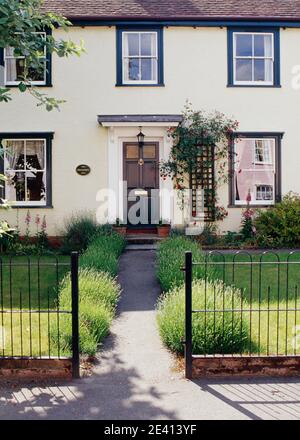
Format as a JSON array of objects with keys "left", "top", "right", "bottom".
[{"left": 1, "top": 250, "right": 300, "bottom": 420}]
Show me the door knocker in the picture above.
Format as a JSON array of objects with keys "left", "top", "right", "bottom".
[{"left": 138, "top": 158, "right": 144, "bottom": 166}]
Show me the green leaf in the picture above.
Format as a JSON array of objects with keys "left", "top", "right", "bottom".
[{"left": 18, "top": 82, "right": 27, "bottom": 92}]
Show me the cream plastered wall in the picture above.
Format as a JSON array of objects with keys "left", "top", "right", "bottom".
[{"left": 0, "top": 26, "right": 299, "bottom": 234}]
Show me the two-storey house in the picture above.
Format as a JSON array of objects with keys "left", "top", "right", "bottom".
[{"left": 1, "top": 0, "right": 300, "bottom": 236}]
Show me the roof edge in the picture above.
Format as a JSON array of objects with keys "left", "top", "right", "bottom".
[{"left": 68, "top": 15, "right": 300, "bottom": 23}]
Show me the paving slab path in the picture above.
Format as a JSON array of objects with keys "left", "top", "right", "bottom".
[{"left": 1, "top": 250, "right": 300, "bottom": 420}]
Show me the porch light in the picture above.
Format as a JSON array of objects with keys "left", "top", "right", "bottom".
[{"left": 137, "top": 127, "right": 145, "bottom": 148}]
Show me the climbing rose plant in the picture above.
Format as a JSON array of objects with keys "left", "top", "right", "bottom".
[{"left": 160, "top": 104, "right": 239, "bottom": 219}]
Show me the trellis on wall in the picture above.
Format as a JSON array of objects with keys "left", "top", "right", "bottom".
[
  {"left": 159, "top": 106, "right": 239, "bottom": 224},
  {"left": 190, "top": 144, "right": 215, "bottom": 222}
]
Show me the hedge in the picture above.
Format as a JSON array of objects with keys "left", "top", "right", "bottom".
[{"left": 52, "top": 232, "right": 125, "bottom": 357}]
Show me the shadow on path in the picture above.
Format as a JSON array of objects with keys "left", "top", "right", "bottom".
[
  {"left": 194, "top": 377, "right": 300, "bottom": 420},
  {"left": 0, "top": 335, "right": 177, "bottom": 420}
]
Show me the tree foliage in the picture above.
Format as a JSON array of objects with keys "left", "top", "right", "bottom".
[{"left": 0, "top": 0, "right": 84, "bottom": 110}]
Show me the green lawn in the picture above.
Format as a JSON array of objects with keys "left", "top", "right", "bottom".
[
  {"left": 2, "top": 251, "right": 300, "bottom": 358},
  {"left": 0, "top": 255, "right": 70, "bottom": 357},
  {"left": 206, "top": 251, "right": 300, "bottom": 356}
]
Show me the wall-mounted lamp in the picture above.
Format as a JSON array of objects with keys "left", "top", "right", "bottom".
[{"left": 137, "top": 127, "right": 145, "bottom": 148}]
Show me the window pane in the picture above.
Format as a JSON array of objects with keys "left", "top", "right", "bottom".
[
  {"left": 255, "top": 140, "right": 273, "bottom": 163},
  {"left": 254, "top": 35, "right": 265, "bottom": 57},
  {"left": 5, "top": 170, "right": 46, "bottom": 202},
  {"left": 234, "top": 138, "right": 275, "bottom": 204},
  {"left": 265, "top": 59, "right": 273, "bottom": 82},
  {"left": 254, "top": 59, "right": 273, "bottom": 82},
  {"left": 235, "top": 59, "right": 252, "bottom": 81},
  {"left": 125, "top": 33, "right": 139, "bottom": 56},
  {"left": 6, "top": 57, "right": 45, "bottom": 83},
  {"left": 141, "top": 58, "right": 157, "bottom": 81},
  {"left": 126, "top": 145, "right": 139, "bottom": 159},
  {"left": 254, "top": 59, "right": 265, "bottom": 81},
  {"left": 27, "top": 60, "right": 46, "bottom": 82},
  {"left": 125, "top": 58, "right": 140, "bottom": 81},
  {"left": 26, "top": 171, "right": 46, "bottom": 201},
  {"left": 235, "top": 34, "right": 252, "bottom": 56},
  {"left": 26, "top": 140, "right": 45, "bottom": 170},
  {"left": 143, "top": 145, "right": 156, "bottom": 159},
  {"left": 254, "top": 34, "right": 272, "bottom": 57},
  {"left": 5, "top": 58, "right": 25, "bottom": 82},
  {"left": 5, "top": 172, "right": 25, "bottom": 202},
  {"left": 5, "top": 140, "right": 25, "bottom": 170},
  {"left": 141, "top": 33, "right": 156, "bottom": 56},
  {"left": 255, "top": 140, "right": 265, "bottom": 162}
]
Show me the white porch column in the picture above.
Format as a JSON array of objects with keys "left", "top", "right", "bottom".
[
  {"left": 160, "top": 131, "right": 173, "bottom": 224},
  {"left": 107, "top": 127, "right": 119, "bottom": 223}
]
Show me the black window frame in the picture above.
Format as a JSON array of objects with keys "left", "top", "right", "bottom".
[
  {"left": 228, "top": 132, "right": 283, "bottom": 208},
  {"left": 116, "top": 27, "right": 164, "bottom": 87},
  {"left": 0, "top": 132, "right": 53, "bottom": 208},
  {"left": 0, "top": 28, "right": 52, "bottom": 88},
  {"left": 227, "top": 27, "right": 281, "bottom": 88}
]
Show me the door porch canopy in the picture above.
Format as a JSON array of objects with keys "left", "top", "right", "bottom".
[{"left": 97, "top": 114, "right": 182, "bottom": 127}]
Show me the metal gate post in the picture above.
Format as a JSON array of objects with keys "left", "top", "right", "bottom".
[
  {"left": 71, "top": 252, "right": 80, "bottom": 379},
  {"left": 185, "top": 251, "right": 193, "bottom": 379}
]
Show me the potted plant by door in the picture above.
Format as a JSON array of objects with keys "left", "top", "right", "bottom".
[
  {"left": 112, "top": 218, "right": 127, "bottom": 236},
  {"left": 157, "top": 219, "right": 171, "bottom": 238}
]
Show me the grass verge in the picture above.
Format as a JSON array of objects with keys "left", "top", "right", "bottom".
[
  {"left": 156, "top": 237, "right": 300, "bottom": 356},
  {"left": 0, "top": 232, "right": 125, "bottom": 358}
]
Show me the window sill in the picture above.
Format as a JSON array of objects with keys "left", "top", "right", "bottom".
[
  {"left": 227, "top": 204, "right": 273, "bottom": 208},
  {"left": 5, "top": 84, "right": 53, "bottom": 88},
  {"left": 227, "top": 84, "right": 281, "bottom": 88},
  {"left": 115, "top": 83, "right": 165, "bottom": 87},
  {"left": 11, "top": 205, "right": 53, "bottom": 209}
]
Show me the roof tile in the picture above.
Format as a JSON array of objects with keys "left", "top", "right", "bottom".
[{"left": 42, "top": 1, "right": 300, "bottom": 21}]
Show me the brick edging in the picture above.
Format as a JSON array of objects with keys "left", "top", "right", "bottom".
[
  {"left": 0, "top": 358, "right": 72, "bottom": 379},
  {"left": 192, "top": 355, "right": 300, "bottom": 377}
]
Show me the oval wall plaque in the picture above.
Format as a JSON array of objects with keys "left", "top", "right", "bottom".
[{"left": 76, "top": 164, "right": 91, "bottom": 176}]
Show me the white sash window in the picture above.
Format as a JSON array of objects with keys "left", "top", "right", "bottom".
[
  {"left": 122, "top": 31, "right": 158, "bottom": 84},
  {"left": 4, "top": 32, "right": 47, "bottom": 85},
  {"left": 2, "top": 138, "right": 47, "bottom": 206},
  {"left": 233, "top": 32, "right": 274, "bottom": 85}
]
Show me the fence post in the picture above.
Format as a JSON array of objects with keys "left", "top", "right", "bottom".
[
  {"left": 71, "top": 252, "right": 80, "bottom": 379},
  {"left": 185, "top": 251, "right": 193, "bottom": 379}
]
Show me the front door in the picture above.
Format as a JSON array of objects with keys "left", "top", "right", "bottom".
[{"left": 123, "top": 142, "right": 159, "bottom": 226}]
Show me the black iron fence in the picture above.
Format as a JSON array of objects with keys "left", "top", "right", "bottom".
[
  {"left": 0, "top": 251, "right": 79, "bottom": 378},
  {"left": 184, "top": 250, "right": 300, "bottom": 378}
]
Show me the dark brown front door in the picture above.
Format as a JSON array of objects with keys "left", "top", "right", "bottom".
[{"left": 123, "top": 142, "right": 159, "bottom": 226}]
